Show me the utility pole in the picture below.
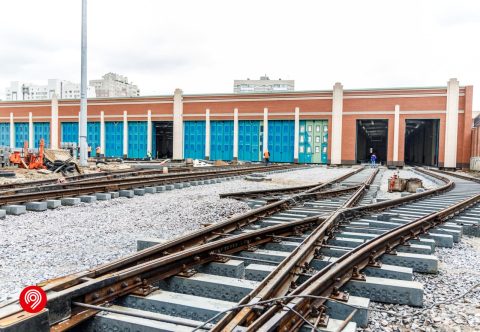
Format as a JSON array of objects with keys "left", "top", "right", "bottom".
[{"left": 79, "top": 0, "right": 88, "bottom": 166}]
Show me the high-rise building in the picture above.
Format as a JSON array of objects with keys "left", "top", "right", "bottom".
[
  {"left": 234, "top": 75, "right": 294, "bottom": 93},
  {"left": 89, "top": 72, "right": 140, "bottom": 98},
  {"left": 4, "top": 79, "right": 96, "bottom": 101}
]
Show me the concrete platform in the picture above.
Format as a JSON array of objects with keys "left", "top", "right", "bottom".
[
  {"left": 165, "top": 185, "right": 174, "bottom": 190},
  {"left": 60, "top": 197, "right": 81, "bottom": 206},
  {"left": 109, "top": 191, "right": 120, "bottom": 199},
  {"left": 119, "top": 190, "right": 134, "bottom": 198},
  {"left": 2, "top": 205, "right": 27, "bottom": 215},
  {"left": 0, "top": 209, "right": 5, "bottom": 219},
  {"left": 46, "top": 199, "right": 61, "bottom": 209},
  {"left": 174, "top": 183, "right": 183, "bottom": 189},
  {"left": 155, "top": 186, "right": 166, "bottom": 192},
  {"left": 25, "top": 201, "right": 48, "bottom": 212},
  {"left": 79, "top": 195, "right": 97, "bottom": 203},
  {"left": 95, "top": 193, "right": 112, "bottom": 200}
]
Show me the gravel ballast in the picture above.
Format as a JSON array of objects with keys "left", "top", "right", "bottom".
[
  {"left": 364, "top": 236, "right": 480, "bottom": 332},
  {"left": 0, "top": 166, "right": 350, "bottom": 303}
]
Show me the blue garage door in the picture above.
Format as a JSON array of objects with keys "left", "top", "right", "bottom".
[
  {"left": 87, "top": 122, "right": 101, "bottom": 156},
  {"left": 128, "top": 121, "right": 147, "bottom": 159},
  {"left": 239, "top": 120, "right": 261, "bottom": 161},
  {"left": 33, "top": 122, "right": 50, "bottom": 148},
  {"left": 105, "top": 122, "right": 123, "bottom": 157},
  {"left": 211, "top": 121, "right": 233, "bottom": 161},
  {"left": 61, "top": 122, "right": 100, "bottom": 156},
  {"left": 0, "top": 123, "right": 10, "bottom": 146},
  {"left": 14, "top": 123, "right": 29, "bottom": 148},
  {"left": 184, "top": 121, "right": 205, "bottom": 159},
  {"left": 61, "top": 122, "right": 79, "bottom": 145},
  {"left": 267, "top": 120, "right": 294, "bottom": 163}
]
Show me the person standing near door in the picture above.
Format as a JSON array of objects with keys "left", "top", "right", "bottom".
[
  {"left": 370, "top": 153, "right": 377, "bottom": 167},
  {"left": 264, "top": 150, "right": 270, "bottom": 166}
]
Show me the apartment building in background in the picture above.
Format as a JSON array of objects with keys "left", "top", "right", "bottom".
[
  {"left": 5, "top": 79, "right": 96, "bottom": 101},
  {"left": 89, "top": 72, "right": 140, "bottom": 98},
  {"left": 234, "top": 75, "right": 294, "bottom": 93}
]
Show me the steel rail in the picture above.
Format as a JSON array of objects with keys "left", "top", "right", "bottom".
[
  {"left": 49, "top": 218, "right": 324, "bottom": 330},
  {"left": 48, "top": 168, "right": 446, "bottom": 331},
  {"left": 0, "top": 167, "right": 193, "bottom": 194},
  {"left": 257, "top": 190, "right": 480, "bottom": 332},
  {"left": 220, "top": 184, "right": 324, "bottom": 200},
  {"left": 0, "top": 168, "right": 362, "bottom": 330},
  {"left": 0, "top": 165, "right": 298, "bottom": 205},
  {"left": 426, "top": 168, "right": 480, "bottom": 184},
  {"left": 243, "top": 169, "right": 461, "bottom": 331},
  {"left": 0, "top": 164, "right": 294, "bottom": 197},
  {"left": 35, "top": 168, "right": 362, "bottom": 297},
  {"left": 212, "top": 169, "right": 379, "bottom": 331},
  {"left": 0, "top": 168, "right": 457, "bottom": 331}
]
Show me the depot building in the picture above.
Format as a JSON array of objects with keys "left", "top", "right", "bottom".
[{"left": 0, "top": 78, "right": 473, "bottom": 169}]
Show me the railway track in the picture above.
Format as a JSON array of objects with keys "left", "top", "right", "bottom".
[
  {"left": 0, "top": 164, "right": 294, "bottom": 193},
  {"left": 0, "top": 167, "right": 479, "bottom": 332},
  {"left": 0, "top": 165, "right": 372, "bottom": 330},
  {"left": 0, "top": 164, "right": 301, "bottom": 207}
]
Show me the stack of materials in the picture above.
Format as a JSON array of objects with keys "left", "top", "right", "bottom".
[
  {"left": 44, "top": 149, "right": 81, "bottom": 174},
  {"left": 0, "top": 147, "right": 11, "bottom": 168}
]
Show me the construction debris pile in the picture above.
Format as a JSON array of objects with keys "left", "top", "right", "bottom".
[
  {"left": 43, "top": 148, "right": 80, "bottom": 175},
  {"left": 6, "top": 140, "right": 80, "bottom": 176},
  {"left": 388, "top": 172, "right": 424, "bottom": 193}
]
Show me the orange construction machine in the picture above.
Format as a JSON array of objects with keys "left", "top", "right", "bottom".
[{"left": 9, "top": 139, "right": 46, "bottom": 169}]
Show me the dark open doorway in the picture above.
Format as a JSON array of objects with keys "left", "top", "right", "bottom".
[
  {"left": 404, "top": 119, "right": 439, "bottom": 166},
  {"left": 356, "top": 119, "right": 388, "bottom": 164},
  {"left": 154, "top": 121, "right": 173, "bottom": 159}
]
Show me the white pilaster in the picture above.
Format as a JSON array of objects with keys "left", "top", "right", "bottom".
[
  {"left": 331, "top": 82, "right": 344, "bottom": 165},
  {"left": 147, "top": 109, "right": 152, "bottom": 156},
  {"left": 263, "top": 108, "right": 269, "bottom": 153},
  {"left": 233, "top": 108, "right": 239, "bottom": 161},
  {"left": 294, "top": 107, "right": 300, "bottom": 163},
  {"left": 393, "top": 104, "right": 400, "bottom": 163},
  {"left": 100, "top": 111, "right": 105, "bottom": 155},
  {"left": 444, "top": 78, "right": 460, "bottom": 168},
  {"left": 123, "top": 110, "right": 128, "bottom": 157},
  {"left": 205, "top": 108, "right": 211, "bottom": 160},
  {"left": 50, "top": 93, "right": 58, "bottom": 149},
  {"left": 172, "top": 88, "right": 184, "bottom": 160},
  {"left": 28, "top": 112, "right": 33, "bottom": 148},
  {"left": 9, "top": 112, "right": 14, "bottom": 149}
]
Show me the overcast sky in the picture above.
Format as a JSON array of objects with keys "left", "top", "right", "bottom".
[{"left": 0, "top": 0, "right": 479, "bottom": 110}]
